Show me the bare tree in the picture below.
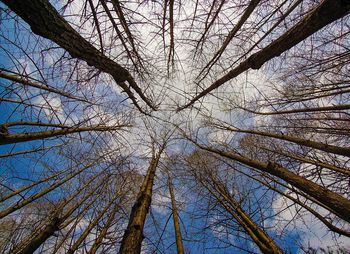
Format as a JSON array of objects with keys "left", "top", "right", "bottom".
[
  {"left": 119, "top": 139, "right": 167, "bottom": 254},
  {"left": 1, "top": 0, "right": 349, "bottom": 253}
]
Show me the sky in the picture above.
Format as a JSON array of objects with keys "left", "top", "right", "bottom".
[{"left": 0, "top": 0, "right": 350, "bottom": 253}]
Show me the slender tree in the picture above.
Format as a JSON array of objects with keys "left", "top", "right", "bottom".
[
  {"left": 119, "top": 141, "right": 166, "bottom": 254},
  {"left": 167, "top": 174, "right": 185, "bottom": 254}
]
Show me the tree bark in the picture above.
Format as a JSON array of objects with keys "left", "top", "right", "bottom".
[
  {"left": 119, "top": 149, "right": 164, "bottom": 254},
  {"left": 1, "top": 0, "right": 155, "bottom": 111},
  {"left": 11, "top": 174, "right": 104, "bottom": 254},
  {"left": 216, "top": 124, "right": 350, "bottom": 157},
  {"left": 0, "top": 125, "right": 126, "bottom": 145},
  {"left": 168, "top": 175, "right": 185, "bottom": 254},
  {"left": 191, "top": 140, "right": 350, "bottom": 223},
  {"left": 213, "top": 187, "right": 284, "bottom": 254}
]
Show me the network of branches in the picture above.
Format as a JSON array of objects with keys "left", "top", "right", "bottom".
[{"left": 0, "top": 0, "right": 350, "bottom": 253}]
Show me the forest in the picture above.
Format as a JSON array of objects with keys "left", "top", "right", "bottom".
[{"left": 0, "top": 0, "right": 350, "bottom": 253}]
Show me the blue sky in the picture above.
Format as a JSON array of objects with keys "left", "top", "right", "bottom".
[{"left": 1, "top": 1, "right": 349, "bottom": 253}]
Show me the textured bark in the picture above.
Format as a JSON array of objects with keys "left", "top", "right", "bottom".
[
  {"left": 228, "top": 0, "right": 303, "bottom": 71},
  {"left": 0, "top": 125, "right": 126, "bottom": 145},
  {"left": 191, "top": 141, "right": 350, "bottom": 223},
  {"left": 179, "top": 0, "right": 350, "bottom": 110},
  {"left": 168, "top": 176, "right": 184, "bottom": 254},
  {"left": 217, "top": 125, "right": 350, "bottom": 157},
  {"left": 228, "top": 164, "right": 350, "bottom": 237},
  {"left": 162, "top": 0, "right": 169, "bottom": 50},
  {"left": 167, "top": 0, "right": 175, "bottom": 70},
  {"left": 14, "top": 217, "right": 61, "bottom": 254},
  {"left": 119, "top": 150, "right": 163, "bottom": 254},
  {"left": 231, "top": 206, "right": 283, "bottom": 254},
  {"left": 1, "top": 0, "right": 155, "bottom": 111}
]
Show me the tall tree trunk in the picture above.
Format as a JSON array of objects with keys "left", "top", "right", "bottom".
[
  {"left": 1, "top": 0, "right": 155, "bottom": 111},
  {"left": 191, "top": 140, "right": 350, "bottom": 223},
  {"left": 215, "top": 124, "right": 350, "bottom": 157},
  {"left": 199, "top": 0, "right": 261, "bottom": 76},
  {"left": 211, "top": 185, "right": 284, "bottom": 254},
  {"left": 0, "top": 125, "right": 126, "bottom": 145},
  {"left": 119, "top": 149, "right": 164, "bottom": 254},
  {"left": 14, "top": 216, "right": 61, "bottom": 254},
  {"left": 193, "top": 168, "right": 284, "bottom": 253},
  {"left": 168, "top": 175, "right": 185, "bottom": 254},
  {"left": 179, "top": 0, "right": 350, "bottom": 110}
]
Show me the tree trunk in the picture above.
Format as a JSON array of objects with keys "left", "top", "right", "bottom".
[
  {"left": 0, "top": 125, "right": 125, "bottom": 145},
  {"left": 215, "top": 189, "right": 284, "bottom": 254},
  {"left": 10, "top": 174, "right": 104, "bottom": 254},
  {"left": 193, "top": 142, "right": 350, "bottom": 223},
  {"left": 14, "top": 216, "right": 61, "bottom": 254},
  {"left": 194, "top": 169, "right": 284, "bottom": 254},
  {"left": 179, "top": 0, "right": 350, "bottom": 110},
  {"left": 200, "top": 0, "right": 261, "bottom": 75},
  {"left": 218, "top": 125, "right": 350, "bottom": 157},
  {"left": 1, "top": 0, "right": 155, "bottom": 111},
  {"left": 119, "top": 150, "right": 163, "bottom": 254},
  {"left": 168, "top": 175, "right": 185, "bottom": 254}
]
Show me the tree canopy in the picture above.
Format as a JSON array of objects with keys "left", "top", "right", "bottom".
[{"left": 0, "top": 0, "right": 350, "bottom": 253}]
